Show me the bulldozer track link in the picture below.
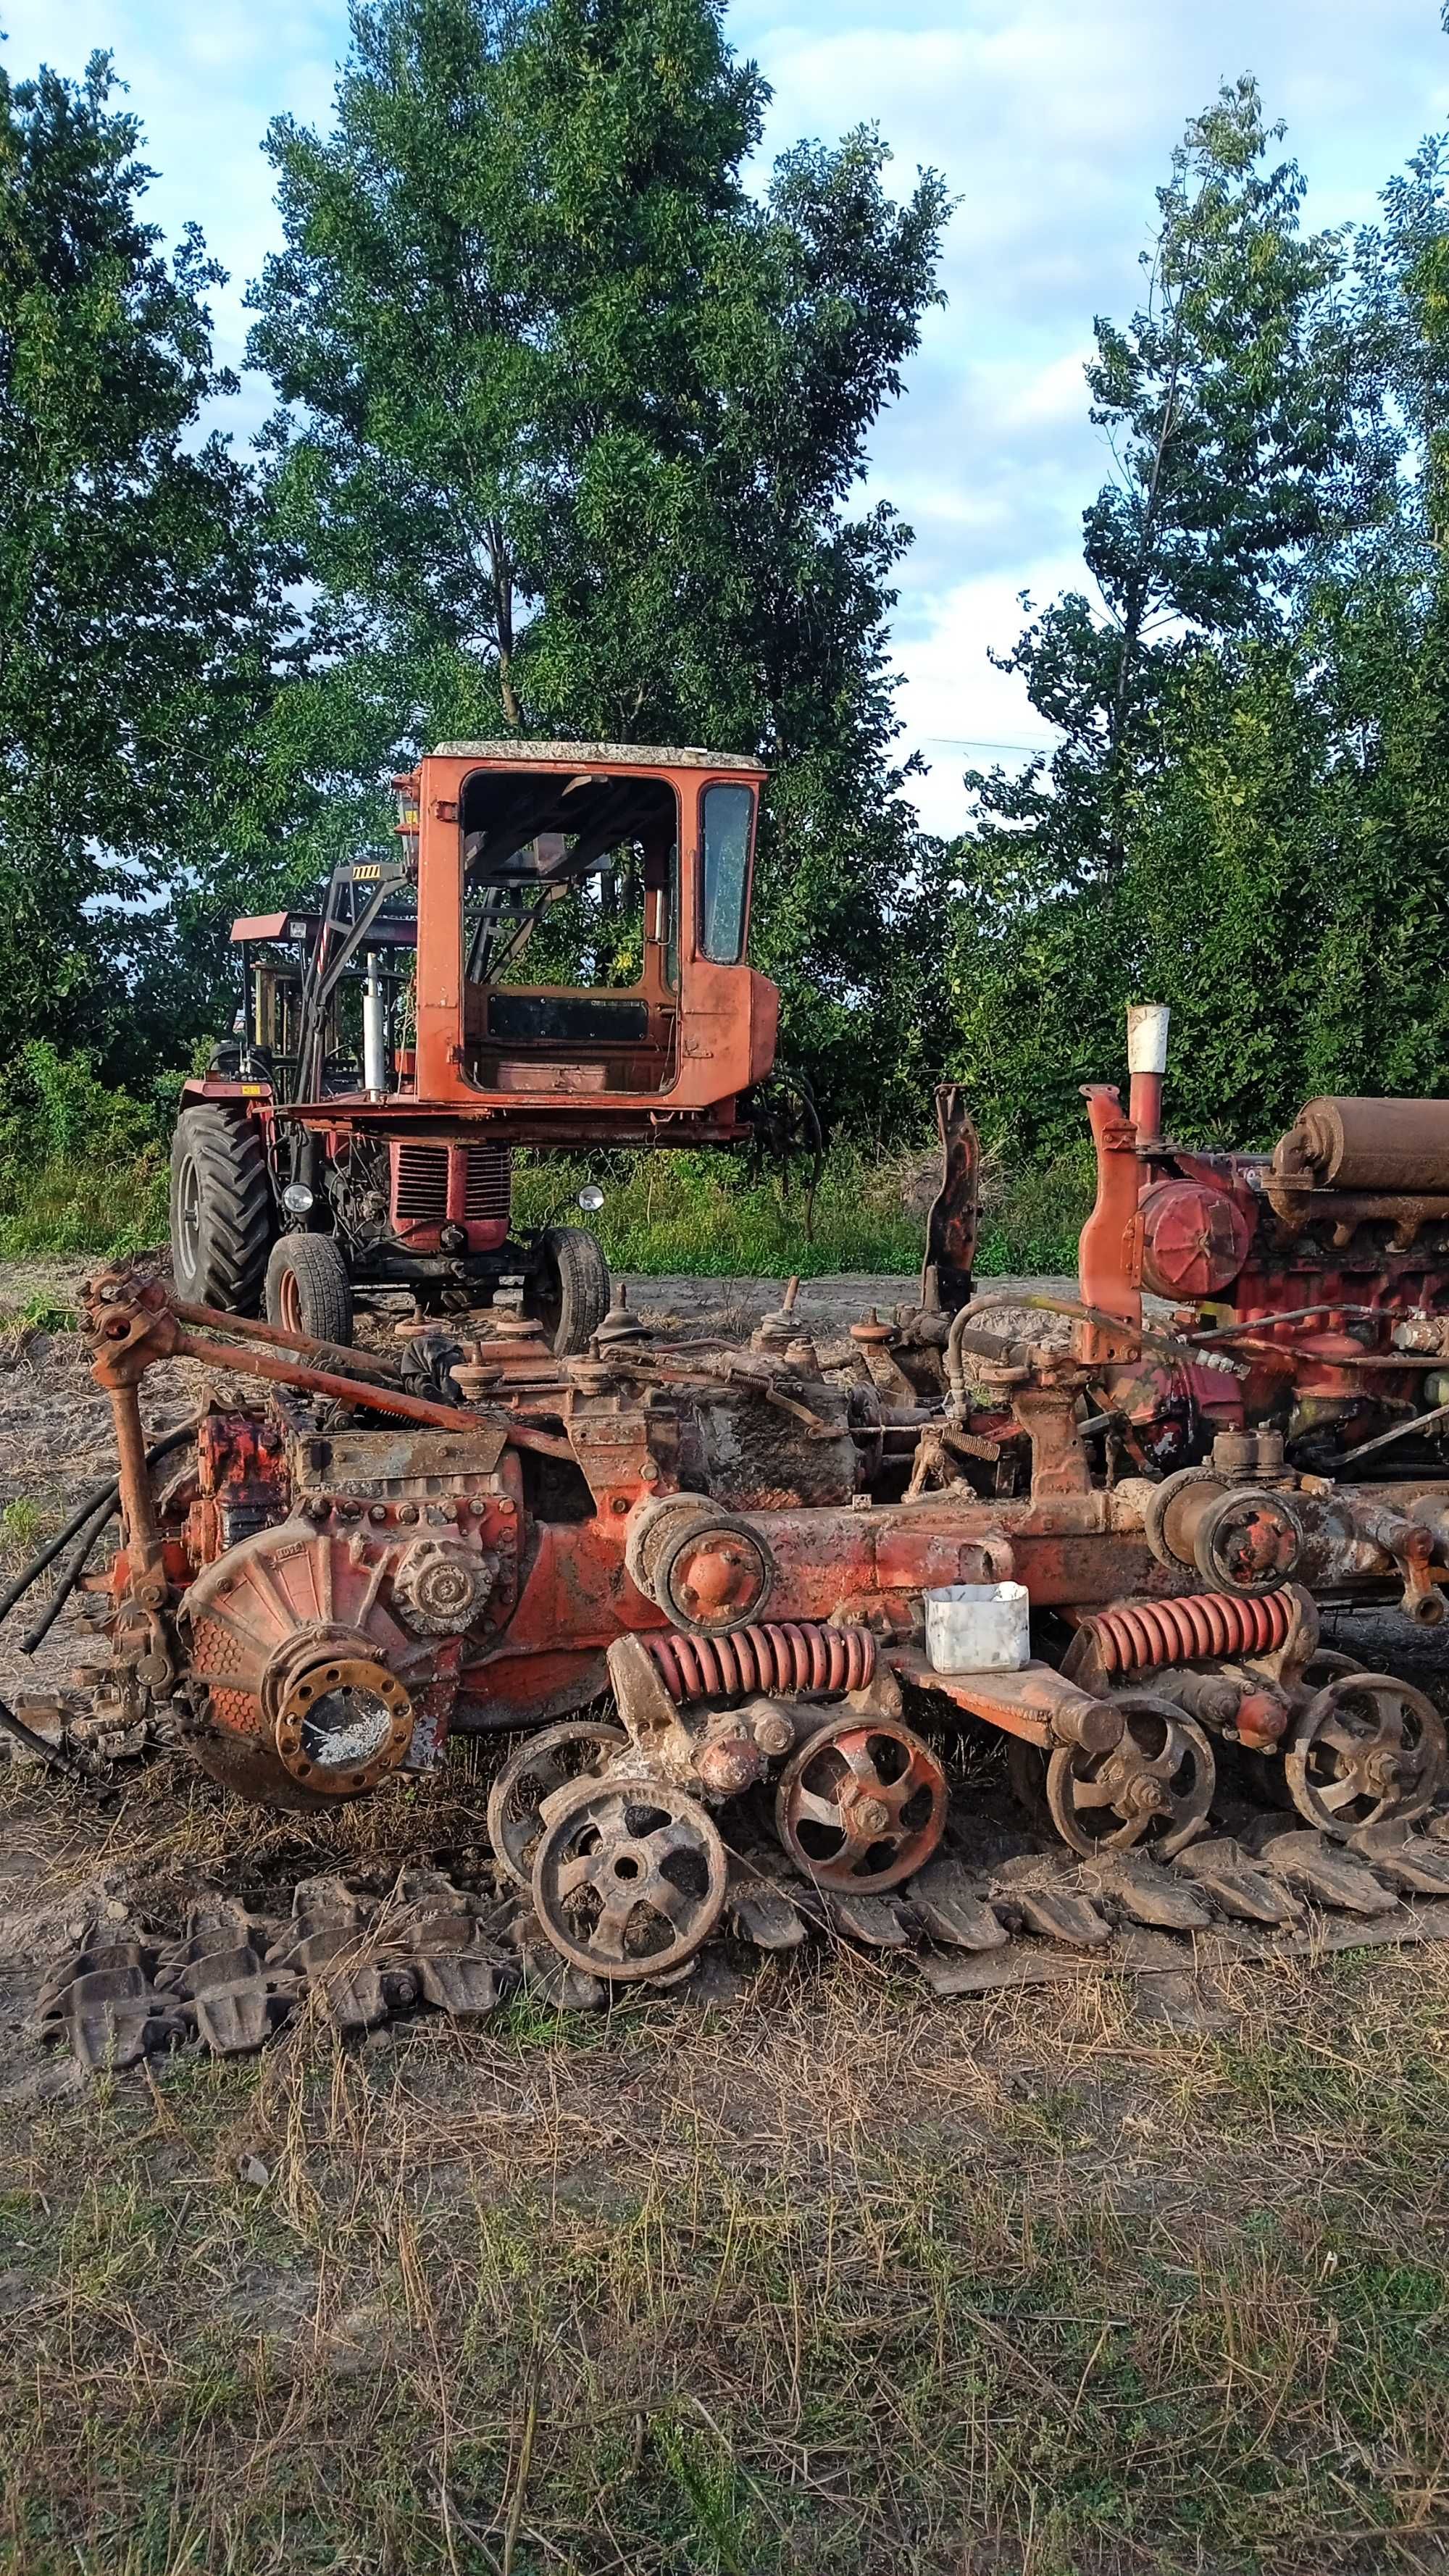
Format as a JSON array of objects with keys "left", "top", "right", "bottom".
[{"left": 35, "top": 1809, "right": 1449, "bottom": 2071}]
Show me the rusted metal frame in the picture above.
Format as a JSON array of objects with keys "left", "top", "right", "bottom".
[
  {"left": 171, "top": 1297, "right": 401, "bottom": 1385},
  {"left": 922, "top": 1084, "right": 980, "bottom": 1313},
  {"left": 163, "top": 1324, "right": 470, "bottom": 1429},
  {"left": 889, "top": 1647, "right": 1121, "bottom": 1753}
]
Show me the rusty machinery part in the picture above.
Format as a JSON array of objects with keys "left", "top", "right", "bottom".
[
  {"left": 1136, "top": 1176, "right": 1254, "bottom": 1301},
  {"left": 1284, "top": 1673, "right": 1447, "bottom": 1835},
  {"left": 646, "top": 1621, "right": 876, "bottom": 1705},
  {"left": 1144, "top": 1468, "right": 1304, "bottom": 1596},
  {"left": 486, "top": 1717, "right": 628, "bottom": 1891},
  {"left": 391, "top": 1536, "right": 496, "bottom": 1636},
  {"left": 183, "top": 1523, "right": 438, "bottom": 1806},
  {"left": 530, "top": 1776, "right": 728, "bottom": 1981},
  {"left": 650, "top": 1510, "right": 776, "bottom": 1634},
  {"left": 922, "top": 1083, "right": 980, "bottom": 1313},
  {"left": 1045, "top": 1693, "right": 1215, "bottom": 1858},
  {"left": 1271, "top": 1096, "right": 1449, "bottom": 1198},
  {"left": 270, "top": 1646, "right": 414, "bottom": 1796},
  {"left": 774, "top": 1717, "right": 948, "bottom": 1891},
  {"left": 1074, "top": 1588, "right": 1298, "bottom": 1678}
]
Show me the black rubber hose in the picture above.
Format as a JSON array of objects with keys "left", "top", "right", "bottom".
[
  {"left": 0, "top": 1691, "right": 80, "bottom": 1773},
  {"left": 20, "top": 1486, "right": 125, "bottom": 1657},
  {"left": 7, "top": 1420, "right": 199, "bottom": 1652},
  {"left": 0, "top": 1476, "right": 115, "bottom": 1626}
]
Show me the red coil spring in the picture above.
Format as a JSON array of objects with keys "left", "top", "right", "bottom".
[
  {"left": 646, "top": 1621, "right": 876, "bottom": 1705},
  {"left": 1085, "top": 1587, "right": 1295, "bottom": 1676}
]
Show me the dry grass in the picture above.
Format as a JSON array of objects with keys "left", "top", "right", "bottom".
[{"left": 3, "top": 1755, "right": 1449, "bottom": 2576}]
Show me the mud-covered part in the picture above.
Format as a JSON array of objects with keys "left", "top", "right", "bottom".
[
  {"left": 487, "top": 1717, "right": 628, "bottom": 1889},
  {"left": 531, "top": 1776, "right": 729, "bottom": 1980},
  {"left": 1284, "top": 1672, "right": 1447, "bottom": 1834},
  {"left": 684, "top": 1373, "right": 859, "bottom": 1509},
  {"left": 774, "top": 1715, "right": 948, "bottom": 1890}
]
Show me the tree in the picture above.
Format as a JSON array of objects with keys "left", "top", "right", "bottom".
[
  {"left": 247, "top": 0, "right": 949, "bottom": 1126},
  {"left": 945, "top": 79, "right": 1398, "bottom": 1156},
  {"left": 0, "top": 50, "right": 293, "bottom": 1080}
]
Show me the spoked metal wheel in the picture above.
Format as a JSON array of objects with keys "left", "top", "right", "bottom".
[
  {"left": 486, "top": 1718, "right": 627, "bottom": 1891},
  {"left": 531, "top": 1778, "right": 727, "bottom": 1981},
  {"left": 774, "top": 1717, "right": 948, "bottom": 1891},
  {"left": 1046, "top": 1691, "right": 1215, "bottom": 1858},
  {"left": 1285, "top": 1673, "right": 1446, "bottom": 1835}
]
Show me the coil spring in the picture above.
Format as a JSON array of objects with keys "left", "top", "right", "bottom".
[
  {"left": 646, "top": 1621, "right": 876, "bottom": 1705},
  {"left": 1085, "top": 1587, "right": 1295, "bottom": 1676}
]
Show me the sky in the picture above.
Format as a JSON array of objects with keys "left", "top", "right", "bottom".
[{"left": 14, "top": 0, "right": 1449, "bottom": 830}]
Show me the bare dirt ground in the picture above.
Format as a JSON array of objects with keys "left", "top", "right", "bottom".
[{"left": 2, "top": 1266, "right": 1448, "bottom": 2574}]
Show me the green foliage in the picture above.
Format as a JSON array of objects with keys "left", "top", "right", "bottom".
[
  {"left": 0, "top": 52, "right": 298, "bottom": 1086},
  {"left": 946, "top": 75, "right": 1449, "bottom": 1159},
  {"left": 0, "top": 1044, "right": 168, "bottom": 1257}
]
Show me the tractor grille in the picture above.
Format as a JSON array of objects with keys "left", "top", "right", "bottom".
[
  {"left": 464, "top": 1146, "right": 511, "bottom": 1221},
  {"left": 391, "top": 1143, "right": 511, "bottom": 1229}
]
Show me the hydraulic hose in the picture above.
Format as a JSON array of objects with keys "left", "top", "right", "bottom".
[
  {"left": 2, "top": 1420, "right": 199, "bottom": 1650},
  {"left": 945, "top": 1290, "right": 1247, "bottom": 1414}
]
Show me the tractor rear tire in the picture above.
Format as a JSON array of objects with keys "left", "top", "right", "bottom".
[
  {"left": 264, "top": 1234, "right": 355, "bottom": 1347},
  {"left": 526, "top": 1226, "right": 609, "bottom": 1356},
  {"left": 170, "top": 1109, "right": 272, "bottom": 1315}
]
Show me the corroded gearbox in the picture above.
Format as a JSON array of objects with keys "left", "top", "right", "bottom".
[{"left": 181, "top": 1518, "right": 494, "bottom": 1806}]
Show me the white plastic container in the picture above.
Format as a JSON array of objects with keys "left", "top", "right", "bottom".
[{"left": 924, "top": 1581, "right": 1030, "bottom": 1676}]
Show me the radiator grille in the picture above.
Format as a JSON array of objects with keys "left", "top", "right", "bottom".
[
  {"left": 391, "top": 1143, "right": 511, "bottom": 1228},
  {"left": 464, "top": 1145, "right": 511, "bottom": 1221},
  {"left": 393, "top": 1145, "right": 448, "bottom": 1225}
]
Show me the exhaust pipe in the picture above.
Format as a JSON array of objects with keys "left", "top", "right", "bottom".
[
  {"left": 362, "top": 953, "right": 388, "bottom": 1097},
  {"left": 1127, "top": 1003, "right": 1169, "bottom": 1144}
]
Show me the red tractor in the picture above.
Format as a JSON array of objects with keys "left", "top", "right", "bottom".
[{"left": 169, "top": 742, "right": 781, "bottom": 1352}]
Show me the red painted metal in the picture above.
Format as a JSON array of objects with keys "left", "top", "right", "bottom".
[
  {"left": 646, "top": 1622, "right": 875, "bottom": 1702},
  {"left": 1080, "top": 1588, "right": 1295, "bottom": 1676}
]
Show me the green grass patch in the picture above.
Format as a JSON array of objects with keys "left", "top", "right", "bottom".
[
  {"left": 513, "top": 1139, "right": 1093, "bottom": 1278},
  {"left": 4, "top": 1948, "right": 1449, "bottom": 2576}
]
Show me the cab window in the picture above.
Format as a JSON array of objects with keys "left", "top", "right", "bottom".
[{"left": 700, "top": 785, "right": 756, "bottom": 964}]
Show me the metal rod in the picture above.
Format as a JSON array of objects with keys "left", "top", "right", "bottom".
[
  {"left": 1338, "top": 1400, "right": 1449, "bottom": 1465},
  {"left": 171, "top": 1297, "right": 400, "bottom": 1384},
  {"left": 170, "top": 1325, "right": 469, "bottom": 1429},
  {"left": 1189, "top": 1303, "right": 1385, "bottom": 1345}
]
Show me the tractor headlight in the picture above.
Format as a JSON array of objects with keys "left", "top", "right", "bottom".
[
  {"left": 577, "top": 1184, "right": 605, "bottom": 1213},
  {"left": 282, "top": 1183, "right": 314, "bottom": 1215}
]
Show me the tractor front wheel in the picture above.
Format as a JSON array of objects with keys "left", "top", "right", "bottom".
[
  {"left": 525, "top": 1226, "right": 609, "bottom": 1356},
  {"left": 265, "top": 1234, "right": 355, "bottom": 1347},
  {"left": 170, "top": 1109, "right": 272, "bottom": 1315}
]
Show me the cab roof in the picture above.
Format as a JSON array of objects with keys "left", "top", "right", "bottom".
[{"left": 430, "top": 740, "right": 765, "bottom": 773}]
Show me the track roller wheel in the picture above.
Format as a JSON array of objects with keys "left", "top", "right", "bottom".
[
  {"left": 531, "top": 1778, "right": 727, "bottom": 1981},
  {"left": 264, "top": 1234, "right": 354, "bottom": 1345},
  {"left": 1285, "top": 1673, "right": 1446, "bottom": 1836},
  {"left": 774, "top": 1717, "right": 947, "bottom": 1891},
  {"left": 486, "top": 1718, "right": 627, "bottom": 1891},
  {"left": 170, "top": 1108, "right": 272, "bottom": 1313},
  {"left": 524, "top": 1226, "right": 610, "bottom": 1356},
  {"left": 1046, "top": 1691, "right": 1214, "bottom": 1858}
]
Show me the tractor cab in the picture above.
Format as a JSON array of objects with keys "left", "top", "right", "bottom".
[
  {"left": 407, "top": 743, "right": 776, "bottom": 1137},
  {"left": 172, "top": 744, "right": 781, "bottom": 1350},
  {"left": 226, "top": 743, "right": 777, "bottom": 1142}
]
